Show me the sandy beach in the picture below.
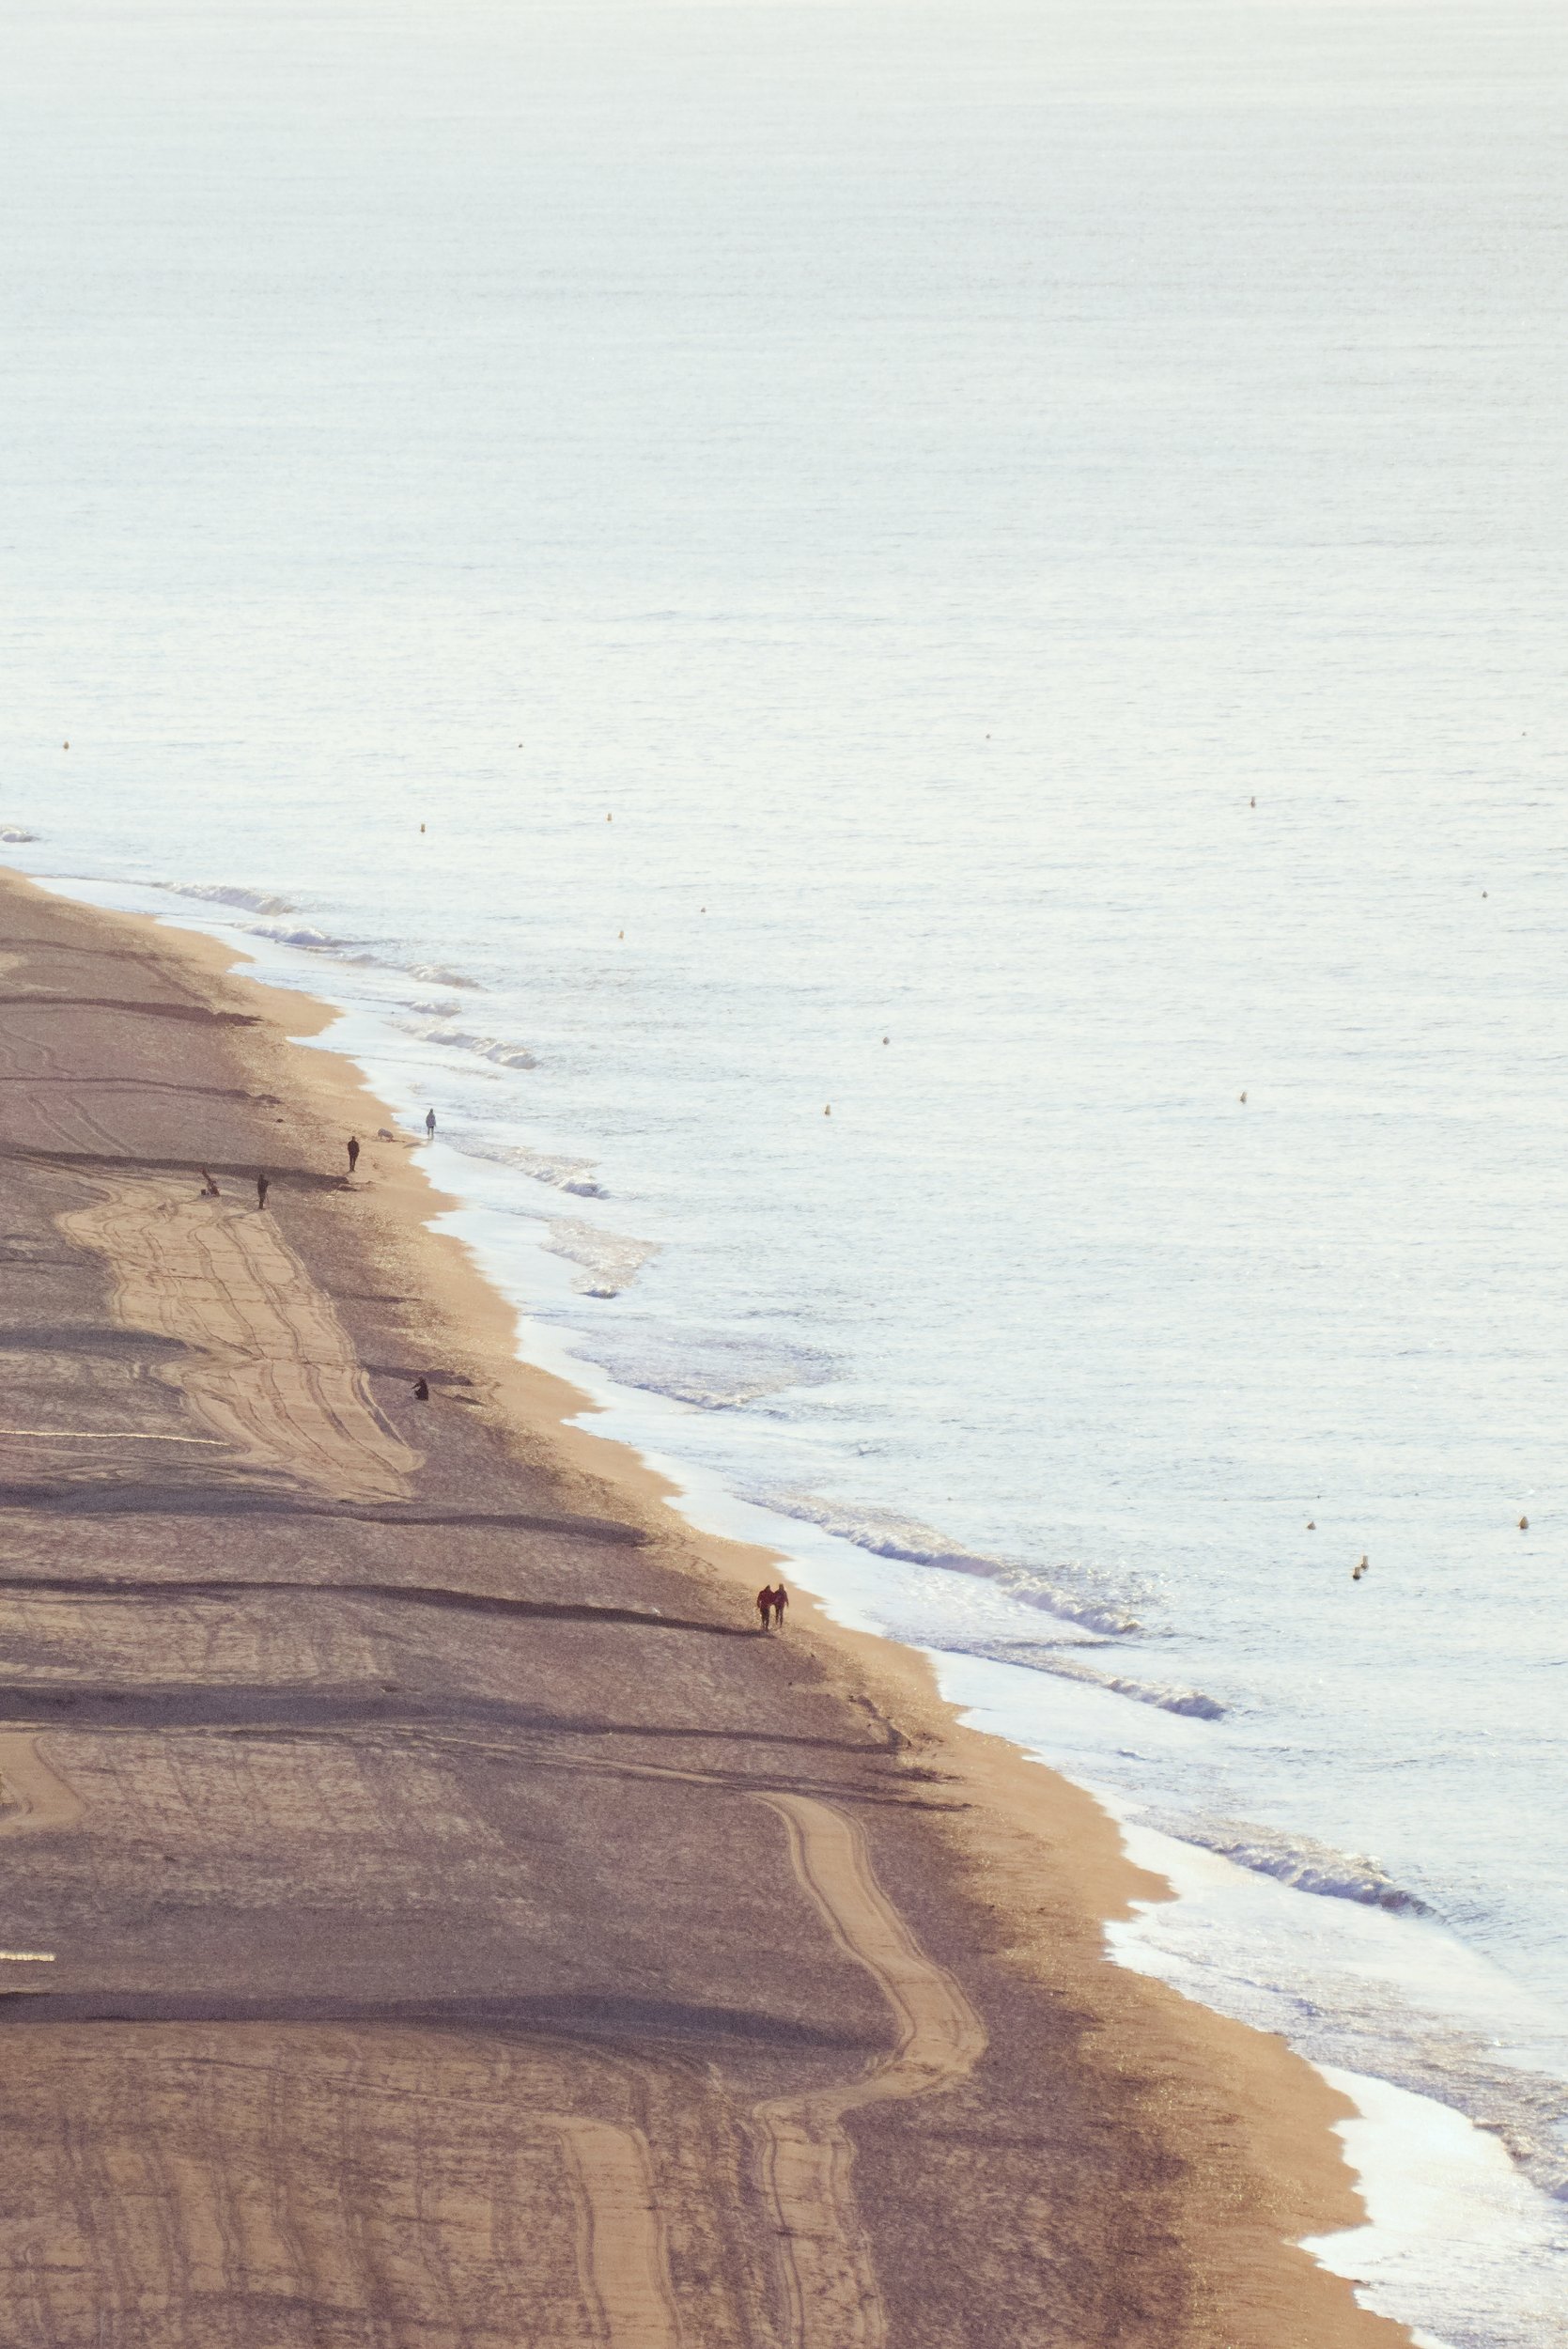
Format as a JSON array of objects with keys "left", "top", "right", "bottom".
[{"left": 0, "top": 865, "right": 1409, "bottom": 2348}]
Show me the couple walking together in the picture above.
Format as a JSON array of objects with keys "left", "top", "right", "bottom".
[{"left": 755, "top": 1583, "right": 789, "bottom": 1631}]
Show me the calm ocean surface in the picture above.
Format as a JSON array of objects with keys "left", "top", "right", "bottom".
[{"left": 4, "top": 3, "right": 1566, "bottom": 2338}]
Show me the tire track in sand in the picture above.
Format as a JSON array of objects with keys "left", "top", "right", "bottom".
[
  {"left": 753, "top": 1794, "right": 986, "bottom": 2349},
  {"left": 0, "top": 1732, "right": 82, "bottom": 1834},
  {"left": 551, "top": 2114, "right": 682, "bottom": 2348},
  {"left": 59, "top": 1180, "right": 419, "bottom": 1503}
]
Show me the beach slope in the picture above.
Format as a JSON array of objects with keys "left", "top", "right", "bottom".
[{"left": 0, "top": 869, "right": 1406, "bottom": 2348}]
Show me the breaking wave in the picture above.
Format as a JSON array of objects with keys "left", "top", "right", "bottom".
[
  {"left": 457, "top": 1136, "right": 604, "bottom": 1197},
  {"left": 413, "top": 1019, "right": 537, "bottom": 1070},
  {"left": 570, "top": 1323, "right": 835, "bottom": 1408},
  {"left": 158, "top": 881, "right": 295, "bottom": 917},
  {"left": 538, "top": 1216, "right": 659, "bottom": 1297},
  {"left": 340, "top": 951, "right": 480, "bottom": 990},
  {"left": 753, "top": 1493, "right": 1142, "bottom": 1636},
  {"left": 932, "top": 1637, "right": 1225, "bottom": 1719},
  {"left": 251, "top": 922, "right": 345, "bottom": 951},
  {"left": 405, "top": 960, "right": 479, "bottom": 990},
  {"left": 0, "top": 827, "right": 38, "bottom": 844},
  {"left": 1161, "top": 1814, "right": 1433, "bottom": 1915}
]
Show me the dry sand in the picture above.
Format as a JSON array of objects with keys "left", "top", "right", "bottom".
[{"left": 0, "top": 866, "right": 1411, "bottom": 2347}]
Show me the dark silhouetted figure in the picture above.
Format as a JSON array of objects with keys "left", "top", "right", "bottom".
[
  {"left": 426, "top": 1109, "right": 437, "bottom": 1139},
  {"left": 347, "top": 1136, "right": 360, "bottom": 1174},
  {"left": 1352, "top": 1555, "right": 1367, "bottom": 1581},
  {"left": 199, "top": 1169, "right": 220, "bottom": 1197},
  {"left": 413, "top": 1377, "right": 430, "bottom": 1401},
  {"left": 256, "top": 1173, "right": 270, "bottom": 1210},
  {"left": 772, "top": 1583, "right": 789, "bottom": 1626},
  {"left": 756, "top": 1585, "right": 773, "bottom": 1631}
]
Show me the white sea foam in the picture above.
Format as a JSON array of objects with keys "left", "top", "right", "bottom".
[
  {"left": 412, "top": 1020, "right": 536, "bottom": 1071},
  {"left": 0, "top": 827, "right": 38, "bottom": 844},
  {"left": 576, "top": 1324, "right": 835, "bottom": 1409},
  {"left": 537, "top": 1217, "right": 659, "bottom": 1298},
  {"left": 159, "top": 881, "right": 294, "bottom": 917},
  {"left": 251, "top": 922, "right": 343, "bottom": 950},
  {"left": 754, "top": 1494, "right": 1144, "bottom": 1636},
  {"left": 934, "top": 1638, "right": 1227, "bottom": 1719},
  {"left": 1157, "top": 1816, "right": 1432, "bottom": 1917},
  {"left": 405, "top": 962, "right": 478, "bottom": 990},
  {"left": 342, "top": 952, "right": 480, "bottom": 990},
  {"left": 456, "top": 1136, "right": 604, "bottom": 1197}
]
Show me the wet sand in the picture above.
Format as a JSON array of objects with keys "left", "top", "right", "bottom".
[{"left": 0, "top": 867, "right": 1409, "bottom": 2347}]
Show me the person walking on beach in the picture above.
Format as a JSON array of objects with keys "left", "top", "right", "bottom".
[
  {"left": 426, "top": 1108, "right": 437, "bottom": 1139},
  {"left": 347, "top": 1135, "right": 360, "bottom": 1174},
  {"left": 756, "top": 1584, "right": 773, "bottom": 1630},
  {"left": 771, "top": 1582, "right": 789, "bottom": 1627},
  {"left": 256, "top": 1172, "right": 270, "bottom": 1210},
  {"left": 199, "top": 1169, "right": 220, "bottom": 1197}
]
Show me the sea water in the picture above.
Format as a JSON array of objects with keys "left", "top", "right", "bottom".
[{"left": 2, "top": 1, "right": 1566, "bottom": 2338}]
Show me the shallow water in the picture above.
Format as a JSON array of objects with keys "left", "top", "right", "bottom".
[{"left": 5, "top": 1, "right": 1567, "bottom": 2338}]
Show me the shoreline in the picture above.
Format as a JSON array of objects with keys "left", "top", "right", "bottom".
[{"left": 0, "top": 863, "right": 1412, "bottom": 2346}]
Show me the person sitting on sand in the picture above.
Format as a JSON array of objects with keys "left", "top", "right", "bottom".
[
  {"left": 756, "top": 1585, "right": 773, "bottom": 1630},
  {"left": 199, "top": 1169, "right": 220, "bottom": 1197},
  {"left": 412, "top": 1377, "right": 430, "bottom": 1401},
  {"left": 771, "top": 1583, "right": 789, "bottom": 1627},
  {"left": 347, "top": 1136, "right": 360, "bottom": 1174},
  {"left": 256, "top": 1172, "right": 269, "bottom": 1210}
]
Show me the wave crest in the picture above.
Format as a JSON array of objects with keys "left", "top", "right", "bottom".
[
  {"left": 1162, "top": 1815, "right": 1432, "bottom": 1914},
  {"left": 458, "top": 1137, "right": 604, "bottom": 1197},
  {"left": 251, "top": 922, "right": 344, "bottom": 950},
  {"left": 572, "top": 1325, "right": 834, "bottom": 1408},
  {"left": 934, "top": 1638, "right": 1224, "bottom": 1718},
  {"left": 753, "top": 1493, "right": 1141, "bottom": 1636},
  {"left": 158, "top": 881, "right": 295, "bottom": 917},
  {"left": 539, "top": 1217, "right": 659, "bottom": 1297},
  {"left": 414, "top": 1019, "right": 537, "bottom": 1070}
]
